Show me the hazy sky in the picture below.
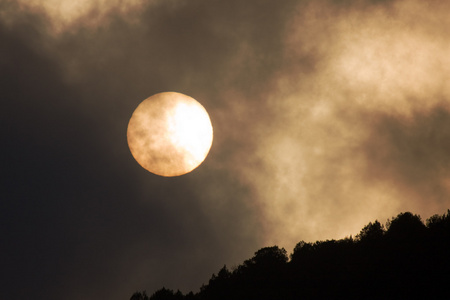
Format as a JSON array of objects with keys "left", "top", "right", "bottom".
[{"left": 2, "top": 0, "right": 450, "bottom": 299}]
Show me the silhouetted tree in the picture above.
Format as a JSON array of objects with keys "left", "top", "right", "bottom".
[
  {"left": 134, "top": 210, "right": 450, "bottom": 300},
  {"left": 244, "top": 246, "right": 288, "bottom": 267},
  {"left": 386, "top": 212, "right": 426, "bottom": 241},
  {"left": 130, "top": 291, "right": 149, "bottom": 300},
  {"left": 199, "top": 265, "right": 233, "bottom": 300},
  {"left": 356, "top": 220, "right": 385, "bottom": 242},
  {"left": 426, "top": 209, "right": 450, "bottom": 232},
  {"left": 149, "top": 287, "right": 183, "bottom": 300},
  {"left": 230, "top": 246, "right": 289, "bottom": 300},
  {"left": 290, "top": 240, "right": 313, "bottom": 261}
]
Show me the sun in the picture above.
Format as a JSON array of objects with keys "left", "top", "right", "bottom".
[{"left": 127, "top": 92, "right": 213, "bottom": 177}]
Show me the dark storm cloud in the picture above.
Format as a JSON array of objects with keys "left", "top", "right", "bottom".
[{"left": 2, "top": 0, "right": 450, "bottom": 299}]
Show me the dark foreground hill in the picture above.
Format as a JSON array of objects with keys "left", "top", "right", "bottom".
[{"left": 131, "top": 210, "right": 450, "bottom": 300}]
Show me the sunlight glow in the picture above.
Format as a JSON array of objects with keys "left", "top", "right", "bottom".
[{"left": 169, "top": 102, "right": 214, "bottom": 169}]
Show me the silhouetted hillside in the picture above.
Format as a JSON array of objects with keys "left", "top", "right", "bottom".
[{"left": 131, "top": 210, "right": 450, "bottom": 300}]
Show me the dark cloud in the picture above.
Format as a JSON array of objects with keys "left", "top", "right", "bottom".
[
  {"left": 363, "top": 104, "right": 450, "bottom": 212},
  {"left": 2, "top": 0, "right": 450, "bottom": 299}
]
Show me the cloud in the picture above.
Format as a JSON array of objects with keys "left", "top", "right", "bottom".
[
  {"left": 13, "top": 0, "right": 149, "bottom": 33},
  {"left": 223, "top": 0, "right": 450, "bottom": 249},
  {"left": 362, "top": 105, "right": 450, "bottom": 212}
]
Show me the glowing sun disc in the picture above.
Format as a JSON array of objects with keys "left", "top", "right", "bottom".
[{"left": 127, "top": 92, "right": 213, "bottom": 177}]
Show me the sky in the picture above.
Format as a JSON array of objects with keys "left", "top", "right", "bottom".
[{"left": 2, "top": 0, "right": 450, "bottom": 299}]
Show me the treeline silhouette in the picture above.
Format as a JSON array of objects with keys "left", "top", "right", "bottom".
[{"left": 131, "top": 210, "right": 450, "bottom": 300}]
